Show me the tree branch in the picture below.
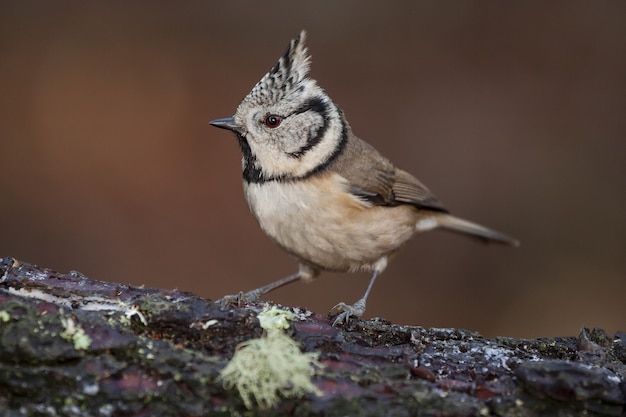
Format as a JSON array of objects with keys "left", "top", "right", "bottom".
[{"left": 0, "top": 257, "right": 624, "bottom": 416}]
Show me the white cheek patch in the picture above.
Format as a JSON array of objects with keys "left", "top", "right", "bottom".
[{"left": 415, "top": 217, "right": 439, "bottom": 231}]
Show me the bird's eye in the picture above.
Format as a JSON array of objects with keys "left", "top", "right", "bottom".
[{"left": 264, "top": 114, "right": 282, "bottom": 128}]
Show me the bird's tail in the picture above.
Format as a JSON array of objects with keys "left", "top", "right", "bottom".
[{"left": 431, "top": 214, "right": 519, "bottom": 246}]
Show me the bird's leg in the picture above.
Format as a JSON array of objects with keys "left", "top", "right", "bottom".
[
  {"left": 219, "top": 271, "right": 303, "bottom": 307},
  {"left": 330, "top": 269, "right": 380, "bottom": 326},
  {"left": 218, "top": 264, "right": 320, "bottom": 307}
]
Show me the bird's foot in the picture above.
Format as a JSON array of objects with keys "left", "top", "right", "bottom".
[
  {"left": 218, "top": 289, "right": 262, "bottom": 308},
  {"left": 330, "top": 298, "right": 366, "bottom": 326}
]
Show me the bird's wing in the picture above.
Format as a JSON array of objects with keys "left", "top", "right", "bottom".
[
  {"left": 332, "top": 134, "right": 448, "bottom": 212},
  {"left": 391, "top": 168, "right": 448, "bottom": 212}
]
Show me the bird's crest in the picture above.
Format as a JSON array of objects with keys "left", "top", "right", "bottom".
[{"left": 243, "top": 30, "right": 312, "bottom": 107}]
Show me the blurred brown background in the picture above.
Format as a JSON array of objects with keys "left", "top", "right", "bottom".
[{"left": 1, "top": 2, "right": 624, "bottom": 338}]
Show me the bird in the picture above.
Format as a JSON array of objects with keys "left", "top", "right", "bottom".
[{"left": 209, "top": 30, "right": 518, "bottom": 326}]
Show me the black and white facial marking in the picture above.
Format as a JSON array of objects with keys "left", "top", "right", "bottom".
[
  {"left": 288, "top": 97, "right": 330, "bottom": 158},
  {"left": 231, "top": 30, "right": 348, "bottom": 184}
]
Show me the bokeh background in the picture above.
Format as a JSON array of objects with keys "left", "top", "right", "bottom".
[{"left": 1, "top": 2, "right": 624, "bottom": 339}]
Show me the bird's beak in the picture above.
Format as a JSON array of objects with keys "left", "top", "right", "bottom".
[{"left": 209, "top": 117, "right": 243, "bottom": 133}]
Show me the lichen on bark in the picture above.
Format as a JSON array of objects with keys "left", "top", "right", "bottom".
[{"left": 0, "top": 257, "right": 624, "bottom": 416}]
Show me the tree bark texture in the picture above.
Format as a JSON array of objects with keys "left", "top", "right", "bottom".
[{"left": 0, "top": 257, "right": 624, "bottom": 416}]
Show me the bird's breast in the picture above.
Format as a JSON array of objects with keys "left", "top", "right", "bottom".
[{"left": 243, "top": 173, "right": 417, "bottom": 272}]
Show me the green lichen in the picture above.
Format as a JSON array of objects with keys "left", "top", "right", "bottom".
[
  {"left": 0, "top": 310, "right": 10, "bottom": 322},
  {"left": 257, "top": 305, "right": 295, "bottom": 332},
  {"left": 219, "top": 331, "right": 321, "bottom": 409},
  {"left": 60, "top": 316, "right": 92, "bottom": 350},
  {"left": 219, "top": 305, "right": 322, "bottom": 409}
]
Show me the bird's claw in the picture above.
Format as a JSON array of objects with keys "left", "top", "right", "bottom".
[
  {"left": 218, "top": 290, "right": 261, "bottom": 308},
  {"left": 330, "top": 298, "right": 366, "bottom": 326}
]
